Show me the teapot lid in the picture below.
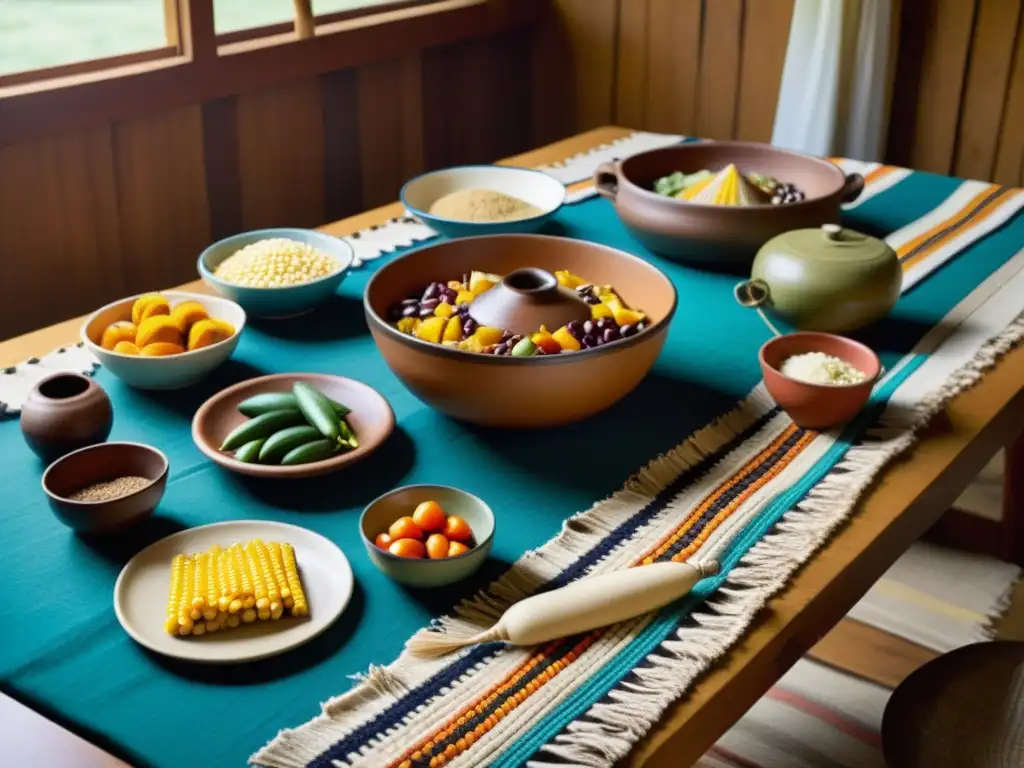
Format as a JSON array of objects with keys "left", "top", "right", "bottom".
[{"left": 761, "top": 224, "right": 895, "bottom": 264}]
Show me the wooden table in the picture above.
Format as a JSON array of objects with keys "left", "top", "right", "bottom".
[{"left": 3, "top": 126, "right": 1023, "bottom": 767}]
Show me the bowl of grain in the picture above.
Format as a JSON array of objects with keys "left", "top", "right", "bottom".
[
  {"left": 401, "top": 165, "right": 566, "bottom": 239},
  {"left": 42, "top": 442, "right": 169, "bottom": 533},
  {"left": 759, "top": 332, "right": 881, "bottom": 430},
  {"left": 198, "top": 228, "right": 355, "bottom": 319}
]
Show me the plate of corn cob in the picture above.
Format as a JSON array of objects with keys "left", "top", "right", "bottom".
[{"left": 114, "top": 520, "right": 353, "bottom": 662}]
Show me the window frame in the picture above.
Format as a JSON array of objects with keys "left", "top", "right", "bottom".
[{"left": 0, "top": 0, "right": 540, "bottom": 146}]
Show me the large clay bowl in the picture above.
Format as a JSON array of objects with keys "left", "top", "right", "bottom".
[
  {"left": 364, "top": 234, "right": 677, "bottom": 428},
  {"left": 594, "top": 141, "right": 864, "bottom": 268}
]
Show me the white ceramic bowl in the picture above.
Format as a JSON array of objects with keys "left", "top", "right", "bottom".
[
  {"left": 82, "top": 291, "right": 246, "bottom": 390},
  {"left": 401, "top": 165, "right": 567, "bottom": 238}
]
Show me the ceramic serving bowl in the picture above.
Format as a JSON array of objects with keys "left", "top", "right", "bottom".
[
  {"left": 42, "top": 442, "right": 169, "bottom": 533},
  {"left": 401, "top": 165, "right": 566, "bottom": 238},
  {"left": 759, "top": 332, "right": 881, "bottom": 430},
  {"left": 360, "top": 485, "right": 495, "bottom": 588},
  {"left": 364, "top": 234, "right": 677, "bottom": 428},
  {"left": 191, "top": 373, "right": 394, "bottom": 479},
  {"left": 82, "top": 291, "right": 246, "bottom": 390},
  {"left": 20, "top": 373, "right": 113, "bottom": 463},
  {"left": 198, "top": 228, "right": 354, "bottom": 318},
  {"left": 594, "top": 141, "right": 864, "bottom": 267}
]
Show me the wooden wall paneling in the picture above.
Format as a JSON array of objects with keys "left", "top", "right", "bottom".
[
  {"left": 734, "top": 0, "right": 795, "bottom": 143},
  {"left": 236, "top": 79, "right": 326, "bottom": 229},
  {"left": 556, "top": 0, "right": 619, "bottom": 132},
  {"left": 644, "top": 0, "right": 701, "bottom": 135},
  {"left": 485, "top": 28, "right": 535, "bottom": 161},
  {"left": 615, "top": 0, "right": 649, "bottom": 129},
  {"left": 695, "top": 0, "right": 743, "bottom": 140},
  {"left": 903, "top": 0, "right": 978, "bottom": 174},
  {"left": 527, "top": 5, "right": 574, "bottom": 146},
  {"left": 357, "top": 54, "right": 425, "bottom": 209},
  {"left": 113, "top": 106, "right": 211, "bottom": 294},
  {"left": 201, "top": 97, "right": 243, "bottom": 241},
  {"left": 993, "top": 14, "right": 1024, "bottom": 186},
  {"left": 0, "top": 129, "right": 122, "bottom": 339},
  {"left": 322, "top": 68, "right": 364, "bottom": 222},
  {"left": 953, "top": 0, "right": 1022, "bottom": 180}
]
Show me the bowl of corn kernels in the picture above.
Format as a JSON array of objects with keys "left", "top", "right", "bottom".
[{"left": 198, "top": 228, "right": 355, "bottom": 319}]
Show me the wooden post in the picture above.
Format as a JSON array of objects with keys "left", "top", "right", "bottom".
[
  {"left": 293, "top": 0, "right": 315, "bottom": 39},
  {"left": 182, "top": 0, "right": 218, "bottom": 63},
  {"left": 163, "top": 0, "right": 181, "bottom": 48}
]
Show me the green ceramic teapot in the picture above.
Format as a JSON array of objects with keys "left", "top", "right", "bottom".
[{"left": 734, "top": 224, "right": 901, "bottom": 334}]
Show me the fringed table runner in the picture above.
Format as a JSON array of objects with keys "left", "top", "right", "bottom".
[{"left": 0, "top": 133, "right": 1022, "bottom": 768}]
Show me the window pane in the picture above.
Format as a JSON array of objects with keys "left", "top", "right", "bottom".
[
  {"left": 0, "top": 0, "right": 167, "bottom": 77},
  {"left": 314, "top": 0, "right": 409, "bottom": 15},
  {"left": 214, "top": 0, "right": 296, "bottom": 34}
]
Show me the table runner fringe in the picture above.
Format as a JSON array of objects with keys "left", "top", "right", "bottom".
[
  {"left": 537, "top": 312, "right": 1024, "bottom": 767},
  {"left": 251, "top": 390, "right": 775, "bottom": 767}
]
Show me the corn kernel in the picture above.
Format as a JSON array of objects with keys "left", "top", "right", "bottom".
[{"left": 213, "top": 238, "right": 340, "bottom": 288}]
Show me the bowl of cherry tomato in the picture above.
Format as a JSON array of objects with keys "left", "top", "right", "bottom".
[{"left": 360, "top": 484, "right": 494, "bottom": 588}]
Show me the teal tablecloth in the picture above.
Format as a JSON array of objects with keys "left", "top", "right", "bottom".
[{"left": 2, "top": 176, "right": 1022, "bottom": 767}]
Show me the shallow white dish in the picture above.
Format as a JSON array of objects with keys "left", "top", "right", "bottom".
[
  {"left": 401, "top": 165, "right": 566, "bottom": 238},
  {"left": 114, "top": 520, "right": 353, "bottom": 663},
  {"left": 82, "top": 290, "right": 246, "bottom": 390}
]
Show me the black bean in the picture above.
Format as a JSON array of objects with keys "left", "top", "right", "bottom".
[
  {"left": 620, "top": 323, "right": 636, "bottom": 338},
  {"left": 500, "top": 330, "right": 514, "bottom": 342},
  {"left": 401, "top": 298, "right": 419, "bottom": 307},
  {"left": 401, "top": 305, "right": 420, "bottom": 318},
  {"left": 463, "top": 319, "right": 478, "bottom": 336},
  {"left": 443, "top": 287, "right": 458, "bottom": 301},
  {"left": 455, "top": 303, "right": 469, "bottom": 315},
  {"left": 422, "top": 283, "right": 438, "bottom": 301},
  {"left": 507, "top": 335, "right": 523, "bottom": 348},
  {"left": 582, "top": 333, "right": 597, "bottom": 348},
  {"left": 603, "top": 327, "right": 620, "bottom": 343},
  {"left": 636, "top": 320, "right": 648, "bottom": 331},
  {"left": 387, "top": 305, "right": 403, "bottom": 321},
  {"left": 495, "top": 343, "right": 508, "bottom": 356},
  {"left": 567, "top": 320, "right": 584, "bottom": 340},
  {"left": 421, "top": 298, "right": 440, "bottom": 310},
  {"left": 583, "top": 320, "right": 595, "bottom": 335},
  {"left": 535, "top": 347, "right": 547, "bottom": 355},
  {"left": 576, "top": 283, "right": 593, "bottom": 294},
  {"left": 584, "top": 294, "right": 601, "bottom": 305},
  {"left": 419, "top": 307, "right": 435, "bottom": 319}
]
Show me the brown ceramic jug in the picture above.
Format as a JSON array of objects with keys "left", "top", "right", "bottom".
[
  {"left": 20, "top": 373, "right": 114, "bottom": 463},
  {"left": 468, "top": 267, "right": 591, "bottom": 336}
]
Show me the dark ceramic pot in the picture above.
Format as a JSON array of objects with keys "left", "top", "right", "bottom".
[
  {"left": 20, "top": 373, "right": 113, "bottom": 463},
  {"left": 594, "top": 141, "right": 864, "bottom": 269},
  {"left": 364, "top": 234, "right": 677, "bottom": 428}
]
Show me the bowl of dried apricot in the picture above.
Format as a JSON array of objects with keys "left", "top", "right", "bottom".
[
  {"left": 360, "top": 485, "right": 494, "bottom": 588},
  {"left": 82, "top": 291, "right": 246, "bottom": 389}
]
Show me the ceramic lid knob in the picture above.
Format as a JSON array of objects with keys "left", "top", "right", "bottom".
[
  {"left": 821, "top": 223, "right": 843, "bottom": 241},
  {"left": 468, "top": 268, "right": 592, "bottom": 337}
]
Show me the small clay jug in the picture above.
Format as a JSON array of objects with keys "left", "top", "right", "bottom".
[
  {"left": 468, "top": 267, "right": 591, "bottom": 336},
  {"left": 20, "top": 373, "right": 114, "bottom": 463}
]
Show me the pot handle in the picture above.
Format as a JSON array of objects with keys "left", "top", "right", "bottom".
[
  {"left": 734, "top": 279, "right": 784, "bottom": 337},
  {"left": 841, "top": 173, "right": 865, "bottom": 204},
  {"left": 594, "top": 162, "right": 620, "bottom": 201}
]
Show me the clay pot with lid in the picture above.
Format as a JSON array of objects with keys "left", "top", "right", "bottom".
[
  {"left": 594, "top": 141, "right": 864, "bottom": 267},
  {"left": 736, "top": 224, "right": 901, "bottom": 334},
  {"left": 20, "top": 373, "right": 114, "bottom": 463}
]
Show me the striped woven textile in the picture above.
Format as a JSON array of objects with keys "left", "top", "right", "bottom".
[{"left": 252, "top": 135, "right": 1024, "bottom": 768}]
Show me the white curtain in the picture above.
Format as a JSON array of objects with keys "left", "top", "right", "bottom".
[{"left": 771, "top": 0, "right": 895, "bottom": 161}]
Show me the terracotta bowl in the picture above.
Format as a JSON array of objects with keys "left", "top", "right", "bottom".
[
  {"left": 364, "top": 234, "right": 677, "bottom": 428},
  {"left": 759, "top": 332, "right": 882, "bottom": 430},
  {"left": 42, "top": 442, "right": 169, "bottom": 533},
  {"left": 191, "top": 373, "right": 394, "bottom": 478},
  {"left": 594, "top": 141, "right": 865, "bottom": 268}
]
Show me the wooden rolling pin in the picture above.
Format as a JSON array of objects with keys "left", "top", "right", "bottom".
[{"left": 407, "top": 560, "right": 719, "bottom": 657}]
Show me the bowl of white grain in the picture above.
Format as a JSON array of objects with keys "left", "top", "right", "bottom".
[{"left": 401, "top": 165, "right": 567, "bottom": 239}]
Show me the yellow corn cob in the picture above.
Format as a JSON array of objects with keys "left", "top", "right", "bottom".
[
  {"left": 223, "top": 547, "right": 243, "bottom": 613},
  {"left": 231, "top": 544, "right": 256, "bottom": 609},
  {"left": 212, "top": 545, "right": 231, "bottom": 612},
  {"left": 245, "top": 541, "right": 270, "bottom": 611},
  {"left": 242, "top": 608, "right": 257, "bottom": 623},
  {"left": 253, "top": 539, "right": 280, "bottom": 606},
  {"left": 192, "top": 622, "right": 206, "bottom": 636},
  {"left": 192, "top": 552, "right": 207, "bottom": 612},
  {"left": 270, "top": 602, "right": 284, "bottom": 620},
  {"left": 179, "top": 555, "right": 195, "bottom": 634},
  {"left": 202, "top": 551, "right": 218, "bottom": 620},
  {"left": 280, "top": 543, "right": 308, "bottom": 617},
  {"left": 226, "top": 613, "right": 241, "bottom": 629},
  {"left": 205, "top": 618, "right": 220, "bottom": 633},
  {"left": 166, "top": 554, "right": 185, "bottom": 634},
  {"left": 267, "top": 541, "right": 293, "bottom": 607}
]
